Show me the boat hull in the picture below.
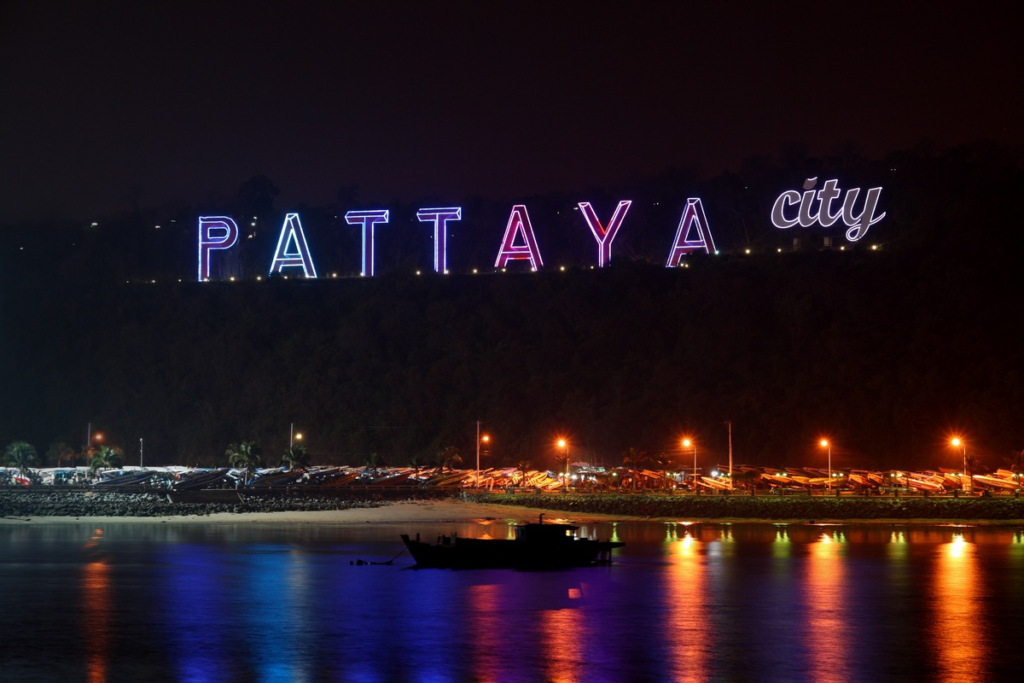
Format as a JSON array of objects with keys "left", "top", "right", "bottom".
[{"left": 400, "top": 534, "right": 623, "bottom": 569}]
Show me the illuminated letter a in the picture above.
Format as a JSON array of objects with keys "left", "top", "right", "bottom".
[
  {"left": 666, "top": 199, "right": 716, "bottom": 267},
  {"left": 494, "top": 205, "right": 543, "bottom": 271},
  {"left": 269, "top": 213, "right": 317, "bottom": 278}
]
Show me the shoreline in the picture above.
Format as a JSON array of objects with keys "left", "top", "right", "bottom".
[{"left": 3, "top": 499, "right": 1024, "bottom": 527}]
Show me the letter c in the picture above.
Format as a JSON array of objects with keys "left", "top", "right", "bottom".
[{"left": 771, "top": 191, "right": 801, "bottom": 229}]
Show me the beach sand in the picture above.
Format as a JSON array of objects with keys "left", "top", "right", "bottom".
[{"left": 0, "top": 499, "right": 629, "bottom": 526}]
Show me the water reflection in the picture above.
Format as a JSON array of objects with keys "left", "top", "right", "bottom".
[
  {"left": 82, "top": 560, "right": 110, "bottom": 683},
  {"left": 6, "top": 522, "right": 1024, "bottom": 683},
  {"left": 467, "top": 582, "right": 502, "bottom": 679},
  {"left": 666, "top": 530, "right": 709, "bottom": 682},
  {"left": 931, "top": 533, "right": 990, "bottom": 683},
  {"left": 805, "top": 530, "right": 849, "bottom": 683},
  {"left": 540, "top": 603, "right": 586, "bottom": 682}
]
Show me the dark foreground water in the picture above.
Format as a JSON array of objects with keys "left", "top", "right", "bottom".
[{"left": 2, "top": 520, "right": 1023, "bottom": 683}]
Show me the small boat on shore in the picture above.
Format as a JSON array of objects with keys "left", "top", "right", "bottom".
[{"left": 400, "top": 515, "right": 624, "bottom": 569}]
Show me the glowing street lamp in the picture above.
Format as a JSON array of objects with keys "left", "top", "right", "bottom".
[
  {"left": 951, "top": 437, "right": 968, "bottom": 494},
  {"left": 682, "top": 438, "right": 697, "bottom": 492},
  {"left": 557, "top": 438, "right": 569, "bottom": 489},
  {"left": 819, "top": 439, "right": 831, "bottom": 492},
  {"left": 290, "top": 423, "right": 303, "bottom": 448},
  {"left": 475, "top": 421, "right": 490, "bottom": 488}
]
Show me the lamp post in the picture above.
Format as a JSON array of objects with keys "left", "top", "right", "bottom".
[
  {"left": 683, "top": 438, "right": 696, "bottom": 493},
  {"left": 290, "top": 423, "right": 303, "bottom": 449},
  {"left": 557, "top": 438, "right": 569, "bottom": 490},
  {"left": 476, "top": 421, "right": 485, "bottom": 488},
  {"left": 819, "top": 439, "right": 831, "bottom": 492},
  {"left": 725, "top": 421, "right": 733, "bottom": 491},
  {"left": 951, "top": 437, "right": 967, "bottom": 494}
]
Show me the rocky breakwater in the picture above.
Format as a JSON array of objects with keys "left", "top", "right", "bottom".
[
  {"left": 463, "top": 492, "right": 1024, "bottom": 521},
  {"left": 0, "top": 489, "right": 386, "bottom": 518}
]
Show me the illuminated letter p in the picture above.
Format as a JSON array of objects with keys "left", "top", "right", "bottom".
[{"left": 198, "top": 216, "right": 239, "bottom": 281}]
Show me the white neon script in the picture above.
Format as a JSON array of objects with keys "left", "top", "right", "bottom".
[
  {"left": 269, "top": 213, "right": 317, "bottom": 278},
  {"left": 579, "top": 201, "right": 632, "bottom": 268},
  {"left": 771, "top": 178, "right": 885, "bottom": 242}
]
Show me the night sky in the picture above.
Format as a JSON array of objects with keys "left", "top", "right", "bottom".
[{"left": 1, "top": 1, "right": 1021, "bottom": 222}]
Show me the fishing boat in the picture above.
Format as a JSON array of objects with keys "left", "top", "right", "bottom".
[{"left": 400, "top": 515, "right": 624, "bottom": 569}]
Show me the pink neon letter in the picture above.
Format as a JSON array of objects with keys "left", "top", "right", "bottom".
[
  {"left": 494, "top": 205, "right": 543, "bottom": 270},
  {"left": 666, "top": 199, "right": 716, "bottom": 266},
  {"left": 269, "top": 213, "right": 317, "bottom": 278},
  {"left": 578, "top": 200, "right": 632, "bottom": 268},
  {"left": 198, "top": 216, "right": 239, "bottom": 281},
  {"left": 345, "top": 210, "right": 389, "bottom": 276},
  {"left": 416, "top": 207, "right": 462, "bottom": 273}
]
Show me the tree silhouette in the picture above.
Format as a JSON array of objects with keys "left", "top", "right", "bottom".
[
  {"left": 281, "top": 444, "right": 311, "bottom": 471},
  {"left": 226, "top": 441, "right": 261, "bottom": 483},
  {"left": 622, "top": 447, "right": 651, "bottom": 491},
  {"left": 89, "top": 445, "right": 123, "bottom": 472},
  {"left": 436, "top": 446, "right": 462, "bottom": 472},
  {"left": 5, "top": 441, "right": 38, "bottom": 479}
]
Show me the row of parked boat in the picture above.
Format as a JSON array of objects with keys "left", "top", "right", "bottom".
[
  {"left": 698, "top": 465, "right": 1023, "bottom": 494},
  {"left": 4, "top": 464, "right": 1021, "bottom": 494}
]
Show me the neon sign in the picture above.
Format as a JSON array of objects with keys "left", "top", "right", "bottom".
[
  {"left": 666, "top": 198, "right": 716, "bottom": 266},
  {"left": 269, "top": 213, "right": 317, "bottom": 278},
  {"left": 344, "top": 209, "right": 389, "bottom": 277},
  {"left": 494, "top": 205, "right": 543, "bottom": 271},
  {"left": 197, "top": 216, "right": 239, "bottom": 281},
  {"left": 416, "top": 207, "right": 462, "bottom": 274},
  {"left": 579, "top": 200, "right": 631, "bottom": 268},
  {"left": 196, "top": 199, "right": 721, "bottom": 281},
  {"left": 771, "top": 178, "right": 886, "bottom": 242}
]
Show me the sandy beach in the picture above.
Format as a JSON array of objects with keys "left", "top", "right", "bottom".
[{"left": 0, "top": 499, "right": 630, "bottom": 526}]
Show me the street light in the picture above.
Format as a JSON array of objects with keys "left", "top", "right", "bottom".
[
  {"left": 557, "top": 439, "right": 569, "bottom": 490},
  {"left": 819, "top": 439, "right": 831, "bottom": 492},
  {"left": 290, "top": 423, "right": 303, "bottom": 449},
  {"left": 476, "top": 421, "right": 490, "bottom": 489},
  {"left": 682, "top": 438, "right": 696, "bottom": 492},
  {"left": 951, "top": 437, "right": 968, "bottom": 494}
]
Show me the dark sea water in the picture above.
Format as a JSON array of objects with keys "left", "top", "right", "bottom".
[{"left": 1, "top": 520, "right": 1023, "bottom": 683}]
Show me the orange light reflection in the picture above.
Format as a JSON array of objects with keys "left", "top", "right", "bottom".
[
  {"left": 540, "top": 605, "right": 585, "bottom": 683},
  {"left": 82, "top": 561, "right": 111, "bottom": 683},
  {"left": 806, "top": 531, "right": 849, "bottom": 683},
  {"left": 931, "top": 534, "right": 991, "bottom": 682},
  {"left": 665, "top": 531, "right": 709, "bottom": 682},
  {"left": 467, "top": 583, "right": 502, "bottom": 681}
]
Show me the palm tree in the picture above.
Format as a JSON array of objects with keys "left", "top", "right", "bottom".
[
  {"left": 409, "top": 453, "right": 425, "bottom": 473},
  {"left": 1003, "top": 450, "right": 1024, "bottom": 494},
  {"left": 515, "top": 459, "right": 532, "bottom": 488},
  {"left": 281, "top": 444, "right": 311, "bottom": 471},
  {"left": 5, "top": 441, "right": 38, "bottom": 479},
  {"left": 622, "top": 447, "right": 652, "bottom": 491},
  {"left": 226, "top": 441, "right": 261, "bottom": 484},
  {"left": 46, "top": 441, "right": 77, "bottom": 468},
  {"left": 436, "top": 446, "right": 462, "bottom": 472},
  {"left": 89, "top": 445, "right": 123, "bottom": 472},
  {"left": 365, "top": 452, "right": 385, "bottom": 470},
  {"left": 554, "top": 453, "right": 571, "bottom": 489},
  {"left": 964, "top": 453, "right": 978, "bottom": 494}
]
